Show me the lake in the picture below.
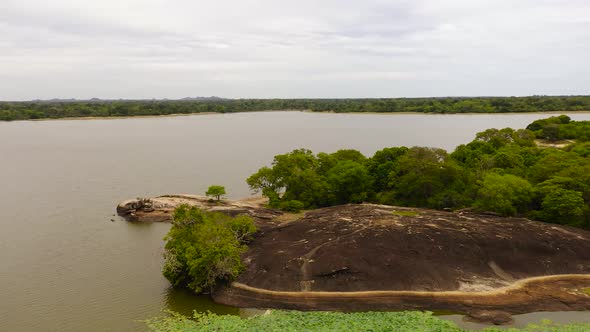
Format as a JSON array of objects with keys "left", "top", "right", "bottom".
[{"left": 1, "top": 111, "right": 590, "bottom": 331}]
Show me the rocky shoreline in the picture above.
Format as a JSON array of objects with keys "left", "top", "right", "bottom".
[
  {"left": 117, "top": 195, "right": 590, "bottom": 324},
  {"left": 213, "top": 275, "right": 590, "bottom": 325},
  {"left": 116, "top": 194, "right": 282, "bottom": 224}
]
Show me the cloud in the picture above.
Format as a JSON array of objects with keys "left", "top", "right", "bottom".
[{"left": 0, "top": 0, "right": 589, "bottom": 99}]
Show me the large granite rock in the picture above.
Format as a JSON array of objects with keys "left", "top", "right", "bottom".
[
  {"left": 116, "top": 194, "right": 282, "bottom": 224},
  {"left": 211, "top": 204, "right": 590, "bottom": 318}
]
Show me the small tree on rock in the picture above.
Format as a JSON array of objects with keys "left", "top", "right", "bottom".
[{"left": 206, "top": 185, "right": 226, "bottom": 201}]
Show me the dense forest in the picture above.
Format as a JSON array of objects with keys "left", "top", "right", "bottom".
[
  {"left": 247, "top": 116, "right": 590, "bottom": 228},
  {"left": 1, "top": 95, "right": 590, "bottom": 121}
]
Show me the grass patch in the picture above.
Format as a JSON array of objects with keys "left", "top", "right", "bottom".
[
  {"left": 392, "top": 210, "right": 419, "bottom": 217},
  {"left": 583, "top": 288, "right": 590, "bottom": 295}
]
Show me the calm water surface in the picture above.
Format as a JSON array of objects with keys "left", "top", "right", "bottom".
[{"left": 1, "top": 111, "right": 590, "bottom": 331}]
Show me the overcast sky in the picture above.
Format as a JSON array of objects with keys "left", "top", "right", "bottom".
[{"left": 1, "top": 0, "right": 589, "bottom": 100}]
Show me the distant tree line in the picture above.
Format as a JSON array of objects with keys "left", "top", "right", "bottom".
[
  {"left": 1, "top": 95, "right": 590, "bottom": 121},
  {"left": 247, "top": 116, "right": 590, "bottom": 228}
]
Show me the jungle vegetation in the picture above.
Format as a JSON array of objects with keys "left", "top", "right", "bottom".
[
  {"left": 247, "top": 116, "right": 590, "bottom": 228},
  {"left": 1, "top": 95, "right": 590, "bottom": 121}
]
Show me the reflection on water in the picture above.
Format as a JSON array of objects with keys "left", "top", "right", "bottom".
[{"left": 164, "top": 287, "right": 239, "bottom": 317}]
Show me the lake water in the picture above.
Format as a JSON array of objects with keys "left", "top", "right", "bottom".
[{"left": 1, "top": 111, "right": 590, "bottom": 331}]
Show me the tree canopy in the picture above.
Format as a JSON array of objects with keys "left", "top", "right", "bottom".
[
  {"left": 247, "top": 117, "right": 590, "bottom": 228},
  {"left": 527, "top": 115, "right": 590, "bottom": 142}
]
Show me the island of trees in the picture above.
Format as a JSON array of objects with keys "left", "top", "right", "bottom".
[{"left": 1, "top": 95, "right": 590, "bottom": 121}]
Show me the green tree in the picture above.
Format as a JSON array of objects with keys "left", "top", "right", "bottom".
[
  {"left": 206, "top": 185, "right": 226, "bottom": 201},
  {"left": 567, "top": 142, "right": 590, "bottom": 157},
  {"left": 392, "top": 147, "right": 463, "bottom": 207},
  {"left": 247, "top": 149, "right": 329, "bottom": 209},
  {"left": 162, "top": 205, "right": 256, "bottom": 293},
  {"left": 528, "top": 149, "right": 583, "bottom": 183},
  {"left": 476, "top": 128, "right": 516, "bottom": 149},
  {"left": 540, "top": 188, "right": 586, "bottom": 227},
  {"left": 367, "top": 147, "right": 408, "bottom": 191},
  {"left": 542, "top": 124, "right": 561, "bottom": 141},
  {"left": 326, "top": 160, "right": 373, "bottom": 204},
  {"left": 475, "top": 173, "right": 533, "bottom": 216}
]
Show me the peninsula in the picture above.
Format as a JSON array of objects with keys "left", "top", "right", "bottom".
[{"left": 117, "top": 195, "right": 590, "bottom": 323}]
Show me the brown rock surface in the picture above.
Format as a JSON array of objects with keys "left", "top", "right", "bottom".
[
  {"left": 211, "top": 204, "right": 590, "bottom": 314},
  {"left": 116, "top": 197, "right": 590, "bottom": 315}
]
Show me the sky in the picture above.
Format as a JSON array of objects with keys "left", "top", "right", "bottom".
[{"left": 1, "top": 0, "right": 589, "bottom": 100}]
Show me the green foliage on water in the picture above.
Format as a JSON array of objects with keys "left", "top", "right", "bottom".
[
  {"left": 2, "top": 96, "right": 590, "bottom": 121},
  {"left": 485, "top": 319, "right": 590, "bottom": 332},
  {"left": 145, "top": 310, "right": 463, "bottom": 332},
  {"left": 162, "top": 205, "right": 256, "bottom": 293},
  {"left": 248, "top": 116, "right": 590, "bottom": 228},
  {"left": 145, "top": 310, "right": 590, "bottom": 332}
]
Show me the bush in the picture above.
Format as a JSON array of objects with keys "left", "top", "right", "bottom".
[
  {"left": 162, "top": 205, "right": 256, "bottom": 293},
  {"left": 475, "top": 173, "right": 533, "bottom": 216},
  {"left": 280, "top": 200, "right": 305, "bottom": 212},
  {"left": 540, "top": 188, "right": 586, "bottom": 227}
]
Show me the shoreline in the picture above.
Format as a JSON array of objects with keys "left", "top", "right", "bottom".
[
  {"left": 117, "top": 195, "right": 590, "bottom": 320},
  {"left": 214, "top": 274, "right": 590, "bottom": 315},
  {"left": 5, "top": 109, "right": 590, "bottom": 122},
  {"left": 229, "top": 274, "right": 590, "bottom": 297}
]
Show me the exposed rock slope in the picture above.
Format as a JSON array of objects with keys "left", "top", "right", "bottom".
[
  {"left": 116, "top": 197, "right": 590, "bottom": 316},
  {"left": 212, "top": 204, "right": 590, "bottom": 315}
]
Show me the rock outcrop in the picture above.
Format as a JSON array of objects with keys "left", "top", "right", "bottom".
[
  {"left": 117, "top": 197, "right": 590, "bottom": 322},
  {"left": 116, "top": 194, "right": 282, "bottom": 224},
  {"left": 210, "top": 204, "right": 590, "bottom": 320}
]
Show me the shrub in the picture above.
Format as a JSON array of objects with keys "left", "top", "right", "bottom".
[
  {"left": 280, "top": 200, "right": 305, "bottom": 212},
  {"left": 162, "top": 205, "right": 256, "bottom": 293}
]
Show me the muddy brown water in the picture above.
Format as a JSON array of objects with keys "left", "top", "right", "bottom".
[{"left": 1, "top": 111, "right": 590, "bottom": 331}]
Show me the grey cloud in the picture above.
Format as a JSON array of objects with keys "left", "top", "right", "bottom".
[{"left": 0, "top": 0, "right": 588, "bottom": 100}]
